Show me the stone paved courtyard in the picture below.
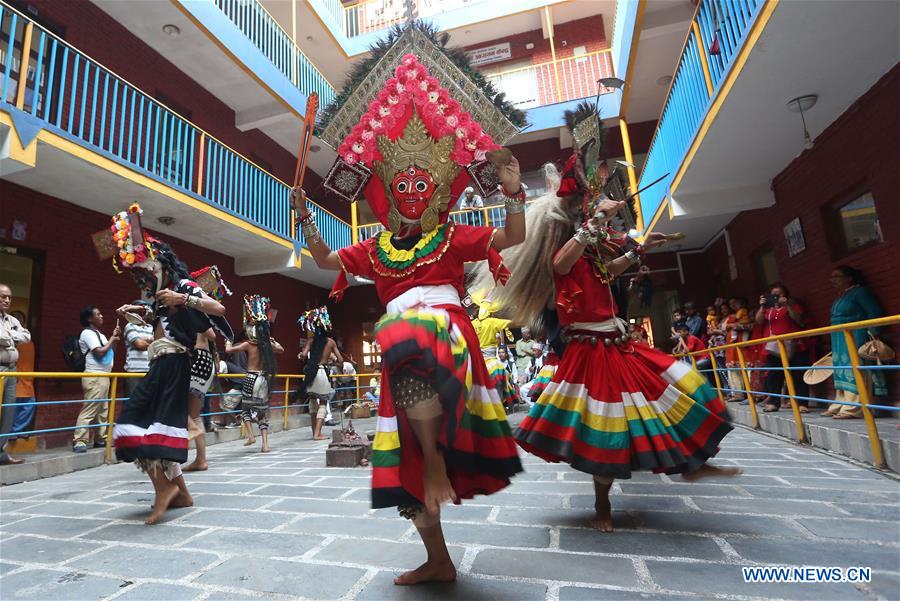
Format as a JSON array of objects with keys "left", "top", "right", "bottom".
[{"left": 1, "top": 419, "right": 899, "bottom": 601}]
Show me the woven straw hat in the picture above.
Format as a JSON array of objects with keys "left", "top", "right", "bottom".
[{"left": 803, "top": 353, "right": 833, "bottom": 385}]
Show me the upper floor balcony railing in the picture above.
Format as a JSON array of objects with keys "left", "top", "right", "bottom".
[
  {"left": 0, "top": 0, "right": 349, "bottom": 253},
  {"left": 637, "top": 0, "right": 766, "bottom": 229},
  {"left": 316, "top": 0, "right": 488, "bottom": 39},
  {"left": 208, "top": 0, "right": 336, "bottom": 107},
  {"left": 482, "top": 49, "right": 615, "bottom": 109}
]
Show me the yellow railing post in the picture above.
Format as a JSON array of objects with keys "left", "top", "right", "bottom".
[
  {"left": 0, "top": 376, "right": 5, "bottom": 427},
  {"left": 618, "top": 118, "right": 643, "bottom": 231},
  {"left": 14, "top": 22, "right": 34, "bottom": 109},
  {"left": 356, "top": 374, "right": 361, "bottom": 404},
  {"left": 482, "top": 207, "right": 490, "bottom": 227},
  {"left": 842, "top": 330, "right": 886, "bottom": 468},
  {"left": 691, "top": 20, "right": 715, "bottom": 97},
  {"left": 776, "top": 340, "right": 805, "bottom": 443},
  {"left": 735, "top": 347, "right": 759, "bottom": 429},
  {"left": 689, "top": 354, "right": 698, "bottom": 370},
  {"left": 707, "top": 353, "right": 725, "bottom": 402},
  {"left": 283, "top": 375, "right": 291, "bottom": 429},
  {"left": 105, "top": 376, "right": 118, "bottom": 464},
  {"left": 351, "top": 201, "right": 359, "bottom": 245}
]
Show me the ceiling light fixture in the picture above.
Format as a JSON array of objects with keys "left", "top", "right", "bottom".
[
  {"left": 615, "top": 159, "right": 635, "bottom": 169},
  {"left": 309, "top": 145, "right": 321, "bottom": 153},
  {"left": 786, "top": 94, "right": 817, "bottom": 151},
  {"left": 598, "top": 77, "right": 625, "bottom": 90},
  {"left": 158, "top": 216, "right": 176, "bottom": 226},
  {"left": 162, "top": 24, "right": 180, "bottom": 37},
  {"left": 656, "top": 75, "right": 673, "bottom": 87}
]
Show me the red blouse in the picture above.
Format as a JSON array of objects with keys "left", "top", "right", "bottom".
[
  {"left": 332, "top": 223, "right": 508, "bottom": 305},
  {"left": 553, "top": 256, "right": 618, "bottom": 325}
]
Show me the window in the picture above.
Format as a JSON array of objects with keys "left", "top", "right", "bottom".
[
  {"left": 825, "top": 190, "right": 884, "bottom": 258},
  {"left": 360, "top": 322, "right": 381, "bottom": 371},
  {"left": 751, "top": 242, "right": 780, "bottom": 292}
]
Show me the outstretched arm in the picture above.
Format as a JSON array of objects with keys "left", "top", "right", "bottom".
[
  {"left": 270, "top": 338, "right": 285, "bottom": 354},
  {"left": 293, "top": 187, "right": 342, "bottom": 270},
  {"left": 490, "top": 156, "right": 525, "bottom": 250}
]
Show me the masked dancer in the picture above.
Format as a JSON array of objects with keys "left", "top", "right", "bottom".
[
  {"left": 298, "top": 23, "right": 527, "bottom": 585},
  {"left": 491, "top": 104, "right": 740, "bottom": 532},
  {"left": 298, "top": 307, "right": 340, "bottom": 441},
  {"left": 226, "top": 295, "right": 283, "bottom": 453},
  {"left": 464, "top": 292, "right": 520, "bottom": 410},
  {"left": 109, "top": 204, "right": 232, "bottom": 524}
]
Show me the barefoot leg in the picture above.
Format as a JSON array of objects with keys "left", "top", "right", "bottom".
[
  {"left": 394, "top": 511, "right": 457, "bottom": 586},
  {"left": 589, "top": 476, "right": 614, "bottom": 532},
  {"left": 145, "top": 466, "right": 180, "bottom": 525},
  {"left": 261, "top": 428, "right": 270, "bottom": 453},
  {"left": 242, "top": 418, "right": 256, "bottom": 446},
  {"left": 313, "top": 418, "right": 328, "bottom": 441},
  {"left": 404, "top": 395, "right": 456, "bottom": 515},
  {"left": 185, "top": 404, "right": 209, "bottom": 471},
  {"left": 682, "top": 464, "right": 743, "bottom": 482},
  {"left": 170, "top": 474, "right": 194, "bottom": 508}
]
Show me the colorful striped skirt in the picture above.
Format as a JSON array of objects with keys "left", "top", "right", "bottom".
[
  {"left": 371, "top": 305, "right": 522, "bottom": 510},
  {"left": 515, "top": 337, "right": 732, "bottom": 479},
  {"left": 527, "top": 363, "right": 558, "bottom": 401},
  {"left": 484, "top": 354, "right": 520, "bottom": 408}
]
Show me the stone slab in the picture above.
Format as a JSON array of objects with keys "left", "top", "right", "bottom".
[
  {"left": 645, "top": 559, "right": 869, "bottom": 600},
  {"left": 68, "top": 546, "right": 219, "bottom": 579},
  {"left": 691, "top": 497, "right": 846, "bottom": 517},
  {"left": 440, "top": 521, "right": 551, "bottom": 548},
  {"left": 178, "top": 508, "right": 295, "bottom": 530},
  {"left": 80, "top": 522, "right": 207, "bottom": 545},
  {"left": 797, "top": 517, "right": 900, "bottom": 543},
  {"left": 286, "top": 516, "right": 412, "bottom": 539},
  {"left": 560, "top": 586, "right": 695, "bottom": 601},
  {"left": 185, "top": 493, "right": 274, "bottom": 510},
  {"left": 635, "top": 510, "right": 798, "bottom": 537},
  {"left": 559, "top": 529, "right": 725, "bottom": 560},
  {"left": 727, "top": 536, "right": 900, "bottom": 572},
  {"left": 182, "top": 528, "right": 324, "bottom": 559},
  {"left": 115, "top": 583, "right": 203, "bottom": 601},
  {"left": 618, "top": 482, "right": 749, "bottom": 498},
  {"left": 472, "top": 548, "right": 638, "bottom": 586},
  {"left": 267, "top": 497, "right": 371, "bottom": 516},
  {"left": 571, "top": 494, "right": 690, "bottom": 513},
  {"left": 91, "top": 504, "right": 197, "bottom": 523},
  {"left": 196, "top": 556, "right": 364, "bottom": 599},
  {"left": 248, "top": 484, "right": 347, "bottom": 499},
  {"left": 3, "top": 500, "right": 110, "bottom": 518},
  {"left": 1, "top": 515, "right": 107, "bottom": 538},
  {"left": 496, "top": 508, "right": 638, "bottom": 530},
  {"left": 313, "top": 538, "right": 464, "bottom": 570},
  {"left": 356, "top": 571, "right": 547, "bottom": 601},
  {"left": 0, "top": 568, "right": 126, "bottom": 600},
  {"left": 0, "top": 534, "right": 104, "bottom": 564}
]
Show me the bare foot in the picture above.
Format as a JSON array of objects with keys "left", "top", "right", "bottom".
[
  {"left": 682, "top": 464, "right": 743, "bottom": 482},
  {"left": 313, "top": 435, "right": 329, "bottom": 441},
  {"left": 423, "top": 456, "right": 457, "bottom": 515},
  {"left": 244, "top": 437, "right": 256, "bottom": 446},
  {"left": 183, "top": 461, "right": 208, "bottom": 472},
  {"left": 145, "top": 481, "right": 180, "bottom": 525},
  {"left": 170, "top": 490, "right": 194, "bottom": 508},
  {"left": 394, "top": 560, "right": 457, "bottom": 586},
  {"left": 261, "top": 445, "right": 271, "bottom": 453}
]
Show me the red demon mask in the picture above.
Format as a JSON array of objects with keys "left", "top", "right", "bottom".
[{"left": 390, "top": 165, "right": 436, "bottom": 221}]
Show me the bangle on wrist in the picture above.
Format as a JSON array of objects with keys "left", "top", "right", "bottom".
[{"left": 573, "top": 226, "right": 596, "bottom": 246}]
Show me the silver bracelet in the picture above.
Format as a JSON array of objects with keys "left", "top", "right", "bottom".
[
  {"left": 573, "top": 226, "right": 596, "bottom": 246},
  {"left": 504, "top": 197, "right": 526, "bottom": 214},
  {"left": 624, "top": 249, "right": 641, "bottom": 265},
  {"left": 301, "top": 213, "right": 321, "bottom": 244}
]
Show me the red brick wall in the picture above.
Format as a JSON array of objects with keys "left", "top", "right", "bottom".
[{"left": 1, "top": 181, "right": 332, "bottom": 446}]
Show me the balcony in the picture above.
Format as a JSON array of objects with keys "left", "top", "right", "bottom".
[
  {"left": 0, "top": 0, "right": 349, "bottom": 286},
  {"left": 636, "top": 0, "right": 899, "bottom": 245}
]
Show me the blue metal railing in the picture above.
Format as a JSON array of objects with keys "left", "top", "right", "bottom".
[
  {"left": 637, "top": 0, "right": 765, "bottom": 227},
  {"left": 0, "top": 1, "right": 350, "bottom": 255},
  {"left": 211, "top": 0, "right": 336, "bottom": 107}
]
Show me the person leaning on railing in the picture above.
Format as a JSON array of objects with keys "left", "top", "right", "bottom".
[
  {"left": 755, "top": 284, "right": 810, "bottom": 413},
  {"left": 0, "top": 283, "right": 31, "bottom": 465},
  {"left": 822, "top": 266, "right": 888, "bottom": 419}
]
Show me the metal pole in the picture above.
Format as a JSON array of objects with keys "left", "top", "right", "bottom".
[
  {"left": 283, "top": 375, "right": 291, "bottom": 430},
  {"left": 735, "top": 347, "right": 758, "bottom": 429},
  {"left": 776, "top": 339, "right": 805, "bottom": 443},
  {"left": 842, "top": 329, "right": 885, "bottom": 468},
  {"left": 105, "top": 376, "right": 118, "bottom": 464}
]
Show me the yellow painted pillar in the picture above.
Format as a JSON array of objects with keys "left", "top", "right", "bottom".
[
  {"left": 15, "top": 23, "right": 34, "bottom": 109},
  {"left": 196, "top": 133, "right": 206, "bottom": 195},
  {"left": 691, "top": 20, "right": 715, "bottom": 96},
  {"left": 105, "top": 376, "right": 118, "bottom": 464},
  {"left": 707, "top": 353, "right": 725, "bottom": 403},
  {"left": 617, "top": 118, "right": 643, "bottom": 231},
  {"left": 544, "top": 7, "right": 562, "bottom": 103},
  {"left": 351, "top": 201, "right": 359, "bottom": 245},
  {"left": 842, "top": 330, "right": 885, "bottom": 468},
  {"left": 735, "top": 346, "right": 759, "bottom": 429}
]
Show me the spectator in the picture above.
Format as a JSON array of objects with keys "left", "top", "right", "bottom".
[
  {"left": 723, "top": 297, "right": 752, "bottom": 401},
  {"left": 0, "top": 284, "right": 29, "bottom": 465},
  {"left": 674, "top": 324, "right": 711, "bottom": 374},
  {"left": 755, "top": 284, "right": 809, "bottom": 413},
  {"left": 364, "top": 377, "right": 380, "bottom": 406},
  {"left": 459, "top": 186, "right": 484, "bottom": 226},
  {"left": 823, "top": 266, "right": 887, "bottom": 419},
  {"left": 497, "top": 346, "right": 519, "bottom": 385},
  {"left": 514, "top": 326, "right": 535, "bottom": 384},
  {"left": 706, "top": 305, "right": 719, "bottom": 338},
  {"left": 10, "top": 311, "right": 36, "bottom": 436},
  {"left": 684, "top": 302, "right": 706, "bottom": 340},
  {"left": 122, "top": 301, "right": 153, "bottom": 398},
  {"left": 670, "top": 309, "right": 685, "bottom": 345},
  {"left": 73, "top": 305, "right": 120, "bottom": 453}
]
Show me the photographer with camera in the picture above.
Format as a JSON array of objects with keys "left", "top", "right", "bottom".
[{"left": 755, "top": 284, "right": 810, "bottom": 413}]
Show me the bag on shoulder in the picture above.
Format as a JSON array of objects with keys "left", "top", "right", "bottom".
[
  {"left": 62, "top": 335, "right": 86, "bottom": 372},
  {"left": 858, "top": 335, "right": 895, "bottom": 362}
]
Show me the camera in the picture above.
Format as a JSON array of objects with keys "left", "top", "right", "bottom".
[{"left": 763, "top": 294, "right": 779, "bottom": 308}]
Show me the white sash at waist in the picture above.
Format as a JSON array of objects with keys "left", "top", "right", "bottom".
[
  {"left": 386, "top": 285, "right": 461, "bottom": 315},
  {"left": 568, "top": 318, "right": 628, "bottom": 334}
]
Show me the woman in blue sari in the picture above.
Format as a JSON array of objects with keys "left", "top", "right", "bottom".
[{"left": 823, "top": 266, "right": 887, "bottom": 419}]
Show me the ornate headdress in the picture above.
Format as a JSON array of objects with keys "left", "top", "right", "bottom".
[
  {"left": 558, "top": 101, "right": 607, "bottom": 211},
  {"left": 243, "top": 295, "right": 271, "bottom": 326},
  {"left": 190, "top": 266, "right": 232, "bottom": 301},
  {"left": 317, "top": 23, "right": 526, "bottom": 234},
  {"left": 109, "top": 203, "right": 155, "bottom": 271},
  {"left": 297, "top": 306, "right": 332, "bottom": 334}
]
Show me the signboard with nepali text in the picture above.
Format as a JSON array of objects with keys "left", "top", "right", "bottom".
[{"left": 466, "top": 42, "right": 513, "bottom": 67}]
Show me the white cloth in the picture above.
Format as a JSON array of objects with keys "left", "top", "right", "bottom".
[
  {"left": 308, "top": 365, "right": 333, "bottom": 397},
  {"left": 0, "top": 312, "right": 30, "bottom": 366},
  {"left": 569, "top": 318, "right": 628, "bottom": 335},
  {"left": 79, "top": 328, "right": 113, "bottom": 373},
  {"left": 124, "top": 323, "right": 153, "bottom": 373},
  {"left": 386, "top": 285, "right": 461, "bottom": 314}
]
